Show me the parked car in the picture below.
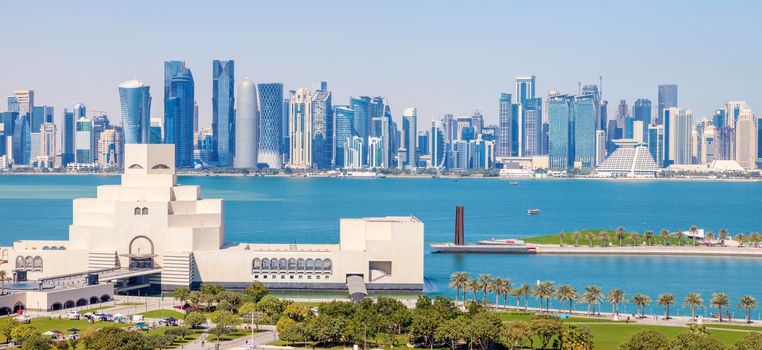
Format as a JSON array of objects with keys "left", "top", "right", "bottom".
[{"left": 66, "top": 311, "right": 80, "bottom": 320}]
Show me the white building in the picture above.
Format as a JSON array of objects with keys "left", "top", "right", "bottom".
[
  {"left": 2, "top": 144, "right": 424, "bottom": 297},
  {"left": 596, "top": 145, "right": 659, "bottom": 178}
]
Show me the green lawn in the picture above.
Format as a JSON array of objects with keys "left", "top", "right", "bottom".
[
  {"left": 695, "top": 323, "right": 762, "bottom": 331},
  {"left": 584, "top": 324, "right": 749, "bottom": 349},
  {"left": 78, "top": 302, "right": 145, "bottom": 314},
  {"left": 496, "top": 311, "right": 626, "bottom": 323},
  {"left": 524, "top": 229, "right": 707, "bottom": 247},
  {"left": 138, "top": 309, "right": 186, "bottom": 319}
]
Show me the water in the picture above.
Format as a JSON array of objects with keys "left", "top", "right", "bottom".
[{"left": 2, "top": 175, "right": 762, "bottom": 316}]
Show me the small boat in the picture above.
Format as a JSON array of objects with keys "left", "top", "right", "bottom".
[
  {"left": 509, "top": 182, "right": 519, "bottom": 186},
  {"left": 527, "top": 209, "right": 541, "bottom": 215}
]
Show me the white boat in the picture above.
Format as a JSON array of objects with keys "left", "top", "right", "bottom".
[{"left": 527, "top": 209, "right": 541, "bottom": 215}]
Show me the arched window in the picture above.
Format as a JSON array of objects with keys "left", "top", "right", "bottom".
[
  {"left": 306, "top": 259, "right": 314, "bottom": 271},
  {"left": 141, "top": 207, "right": 149, "bottom": 215},
  {"left": 51, "top": 246, "right": 59, "bottom": 250},
  {"left": 24, "top": 256, "right": 33, "bottom": 270},
  {"left": 278, "top": 258, "right": 287, "bottom": 270},
  {"left": 151, "top": 164, "right": 170, "bottom": 169},
  {"left": 288, "top": 258, "right": 297, "bottom": 271},
  {"left": 262, "top": 258, "right": 270, "bottom": 270},
  {"left": 58, "top": 246, "right": 65, "bottom": 250},
  {"left": 128, "top": 164, "right": 144, "bottom": 169},
  {"left": 323, "top": 259, "right": 332, "bottom": 273},
  {"left": 297, "top": 258, "right": 306, "bottom": 270},
  {"left": 252, "top": 258, "right": 261, "bottom": 271},
  {"left": 134, "top": 207, "right": 141, "bottom": 215},
  {"left": 314, "top": 258, "right": 323, "bottom": 270},
  {"left": 42, "top": 246, "right": 49, "bottom": 250},
  {"left": 33, "top": 256, "right": 43, "bottom": 271},
  {"left": 15, "top": 256, "right": 24, "bottom": 269}
]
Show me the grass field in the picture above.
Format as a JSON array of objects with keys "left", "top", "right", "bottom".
[
  {"left": 524, "top": 229, "right": 707, "bottom": 247},
  {"left": 138, "top": 309, "right": 186, "bottom": 319},
  {"left": 496, "top": 311, "right": 626, "bottom": 323}
]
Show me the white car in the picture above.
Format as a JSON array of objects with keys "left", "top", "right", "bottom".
[{"left": 66, "top": 311, "right": 81, "bottom": 320}]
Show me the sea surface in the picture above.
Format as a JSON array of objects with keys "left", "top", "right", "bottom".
[{"left": 2, "top": 175, "right": 762, "bottom": 317}]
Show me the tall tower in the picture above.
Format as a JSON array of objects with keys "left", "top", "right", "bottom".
[
  {"left": 735, "top": 108, "right": 757, "bottom": 169},
  {"left": 311, "top": 86, "right": 333, "bottom": 169},
  {"left": 164, "top": 61, "right": 194, "bottom": 167},
  {"left": 402, "top": 107, "right": 417, "bottom": 168},
  {"left": 515, "top": 76, "right": 536, "bottom": 105},
  {"left": 118, "top": 80, "right": 152, "bottom": 144},
  {"left": 497, "top": 93, "right": 513, "bottom": 157},
  {"left": 13, "top": 90, "right": 34, "bottom": 117},
  {"left": 212, "top": 60, "right": 235, "bottom": 167},
  {"left": 657, "top": 84, "right": 678, "bottom": 124},
  {"left": 288, "top": 89, "right": 313, "bottom": 168},
  {"left": 234, "top": 78, "right": 258, "bottom": 168},
  {"left": 257, "top": 83, "right": 283, "bottom": 169}
]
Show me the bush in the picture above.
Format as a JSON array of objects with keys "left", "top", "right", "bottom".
[
  {"left": 734, "top": 332, "right": 762, "bottom": 350},
  {"left": 561, "top": 325, "right": 594, "bottom": 350},
  {"left": 21, "top": 336, "right": 51, "bottom": 350},
  {"left": 11, "top": 324, "right": 40, "bottom": 345},
  {"left": 619, "top": 329, "right": 671, "bottom": 350},
  {"left": 184, "top": 311, "right": 207, "bottom": 329},
  {"left": 671, "top": 331, "right": 725, "bottom": 350},
  {"left": 501, "top": 321, "right": 532, "bottom": 350}
]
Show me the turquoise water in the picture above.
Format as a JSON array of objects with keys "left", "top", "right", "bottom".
[{"left": 2, "top": 175, "right": 762, "bottom": 316}]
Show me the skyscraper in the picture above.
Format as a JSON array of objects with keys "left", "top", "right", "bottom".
[
  {"left": 429, "top": 121, "right": 446, "bottom": 168},
  {"left": 522, "top": 98, "right": 543, "bottom": 156},
  {"left": 657, "top": 84, "right": 678, "bottom": 124},
  {"left": 515, "top": 76, "right": 536, "bottom": 105},
  {"left": 212, "top": 60, "right": 235, "bottom": 166},
  {"left": 350, "top": 97, "right": 370, "bottom": 164},
  {"left": 648, "top": 124, "right": 666, "bottom": 167},
  {"left": 343, "top": 136, "right": 363, "bottom": 169},
  {"left": 75, "top": 117, "right": 94, "bottom": 163},
  {"left": 368, "top": 137, "right": 384, "bottom": 168},
  {"left": 118, "top": 80, "right": 151, "bottom": 144},
  {"left": 7, "top": 97, "right": 18, "bottom": 113},
  {"left": 311, "top": 88, "right": 333, "bottom": 169},
  {"left": 39, "top": 122, "right": 56, "bottom": 168},
  {"left": 735, "top": 108, "right": 757, "bottom": 169},
  {"left": 288, "top": 88, "right": 313, "bottom": 168},
  {"left": 73, "top": 103, "right": 86, "bottom": 119},
  {"left": 97, "top": 129, "right": 122, "bottom": 168},
  {"left": 333, "top": 105, "right": 355, "bottom": 169},
  {"left": 632, "top": 98, "right": 652, "bottom": 141},
  {"left": 234, "top": 78, "right": 258, "bottom": 168},
  {"left": 665, "top": 107, "right": 692, "bottom": 165},
  {"left": 12, "top": 114, "right": 30, "bottom": 165},
  {"left": 574, "top": 95, "right": 597, "bottom": 167},
  {"left": 497, "top": 93, "right": 512, "bottom": 157},
  {"left": 548, "top": 93, "right": 575, "bottom": 169},
  {"left": 257, "top": 83, "right": 283, "bottom": 169},
  {"left": 13, "top": 90, "right": 34, "bottom": 118},
  {"left": 164, "top": 61, "right": 195, "bottom": 167},
  {"left": 402, "top": 107, "right": 417, "bottom": 168},
  {"left": 61, "top": 109, "right": 75, "bottom": 165},
  {"left": 30, "top": 105, "right": 53, "bottom": 133}
]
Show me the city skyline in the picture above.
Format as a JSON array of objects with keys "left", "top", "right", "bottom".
[{"left": 2, "top": 1, "right": 761, "bottom": 128}]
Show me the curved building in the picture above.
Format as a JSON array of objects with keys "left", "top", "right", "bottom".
[
  {"left": 118, "top": 80, "right": 151, "bottom": 144},
  {"left": 257, "top": 83, "right": 283, "bottom": 169},
  {"left": 234, "top": 78, "right": 258, "bottom": 168}
]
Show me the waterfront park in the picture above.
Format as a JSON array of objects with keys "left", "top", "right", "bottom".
[{"left": 1, "top": 279, "right": 762, "bottom": 349}]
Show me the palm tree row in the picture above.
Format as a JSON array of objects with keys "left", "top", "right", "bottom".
[
  {"left": 557, "top": 225, "right": 758, "bottom": 247},
  {"left": 449, "top": 272, "right": 759, "bottom": 323}
]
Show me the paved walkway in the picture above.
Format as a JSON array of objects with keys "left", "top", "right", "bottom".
[{"left": 179, "top": 326, "right": 276, "bottom": 350}]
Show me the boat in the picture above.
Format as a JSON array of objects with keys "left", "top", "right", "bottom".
[
  {"left": 345, "top": 171, "right": 385, "bottom": 178},
  {"left": 431, "top": 239, "right": 537, "bottom": 254},
  {"left": 527, "top": 209, "right": 541, "bottom": 215},
  {"left": 509, "top": 182, "right": 519, "bottom": 186}
]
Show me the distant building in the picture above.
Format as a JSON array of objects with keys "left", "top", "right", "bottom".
[
  {"left": 657, "top": 84, "right": 678, "bottom": 124},
  {"left": 38, "top": 122, "right": 56, "bottom": 168},
  {"left": 75, "top": 117, "right": 94, "bottom": 163},
  {"left": 548, "top": 93, "right": 575, "bottom": 170},
  {"left": 522, "top": 98, "right": 543, "bottom": 156},
  {"left": 257, "top": 83, "right": 283, "bottom": 169},
  {"left": 212, "top": 60, "right": 235, "bottom": 166},
  {"left": 311, "top": 88, "right": 333, "bottom": 169},
  {"left": 12, "top": 114, "right": 30, "bottom": 165},
  {"left": 334, "top": 105, "right": 355, "bottom": 169},
  {"left": 429, "top": 121, "right": 446, "bottom": 169},
  {"left": 97, "top": 129, "right": 122, "bottom": 168},
  {"left": 289, "top": 89, "right": 313, "bottom": 169},
  {"left": 515, "top": 75, "right": 536, "bottom": 105},
  {"left": 632, "top": 98, "right": 652, "bottom": 140},
  {"left": 665, "top": 107, "right": 693, "bottom": 165},
  {"left": 648, "top": 124, "right": 666, "bottom": 167},
  {"left": 368, "top": 137, "right": 384, "bottom": 168},
  {"left": 234, "top": 78, "right": 258, "bottom": 169},
  {"left": 497, "top": 93, "right": 512, "bottom": 157},
  {"left": 700, "top": 123, "right": 716, "bottom": 164},
  {"left": 596, "top": 145, "right": 659, "bottom": 177},
  {"left": 344, "top": 135, "right": 363, "bottom": 169},
  {"left": 118, "top": 80, "right": 151, "bottom": 144},
  {"left": 13, "top": 90, "right": 34, "bottom": 118},
  {"left": 164, "top": 61, "right": 195, "bottom": 167},
  {"left": 574, "top": 94, "right": 598, "bottom": 167},
  {"left": 735, "top": 108, "right": 757, "bottom": 169},
  {"left": 401, "top": 107, "right": 417, "bottom": 168}
]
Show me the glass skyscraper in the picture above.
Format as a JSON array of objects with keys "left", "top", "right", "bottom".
[
  {"left": 12, "top": 114, "right": 30, "bottom": 165},
  {"left": 333, "top": 105, "right": 355, "bottom": 168},
  {"left": 402, "top": 107, "right": 417, "bottom": 168},
  {"left": 164, "top": 61, "right": 195, "bottom": 167},
  {"left": 212, "top": 60, "right": 235, "bottom": 166},
  {"left": 350, "top": 97, "right": 370, "bottom": 164},
  {"left": 574, "top": 95, "right": 597, "bottom": 167},
  {"left": 118, "top": 80, "right": 152, "bottom": 144},
  {"left": 497, "top": 93, "right": 512, "bottom": 157},
  {"left": 257, "top": 83, "right": 283, "bottom": 169},
  {"left": 429, "top": 121, "right": 446, "bottom": 168},
  {"left": 522, "top": 98, "right": 543, "bottom": 156},
  {"left": 548, "top": 94, "right": 575, "bottom": 169},
  {"left": 515, "top": 75, "right": 536, "bottom": 105},
  {"left": 657, "top": 84, "right": 678, "bottom": 125},
  {"left": 311, "top": 89, "right": 333, "bottom": 169},
  {"left": 62, "top": 109, "right": 75, "bottom": 165}
]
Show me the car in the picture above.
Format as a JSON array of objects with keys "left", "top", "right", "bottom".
[{"left": 66, "top": 311, "right": 81, "bottom": 320}]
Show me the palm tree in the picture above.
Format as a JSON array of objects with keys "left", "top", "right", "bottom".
[
  {"left": 657, "top": 293, "right": 676, "bottom": 319},
  {"left": 711, "top": 292, "right": 730, "bottom": 322},
  {"left": 608, "top": 289, "right": 626, "bottom": 316},
  {"left": 573, "top": 231, "right": 581, "bottom": 247},
  {"left": 659, "top": 229, "right": 670, "bottom": 245},
  {"left": 478, "top": 274, "right": 492, "bottom": 303},
  {"left": 683, "top": 293, "right": 704, "bottom": 321},
  {"left": 689, "top": 225, "right": 698, "bottom": 246},
  {"left": 644, "top": 231, "right": 654, "bottom": 246},
  {"left": 582, "top": 285, "right": 604, "bottom": 315},
  {"left": 492, "top": 278, "right": 511, "bottom": 307},
  {"left": 0, "top": 270, "right": 7, "bottom": 296},
  {"left": 631, "top": 294, "right": 650, "bottom": 319},
  {"left": 616, "top": 226, "right": 625, "bottom": 246},
  {"left": 750, "top": 232, "right": 760, "bottom": 246},
  {"left": 630, "top": 233, "right": 639, "bottom": 247},
  {"left": 675, "top": 230, "right": 684, "bottom": 246},
  {"left": 555, "top": 284, "right": 578, "bottom": 314},
  {"left": 533, "top": 281, "right": 555, "bottom": 312},
  {"left": 586, "top": 232, "right": 594, "bottom": 247},
  {"left": 466, "top": 279, "right": 479, "bottom": 301},
  {"left": 705, "top": 231, "right": 715, "bottom": 245},
  {"left": 449, "top": 272, "right": 469, "bottom": 303},
  {"left": 559, "top": 231, "right": 565, "bottom": 246},
  {"left": 599, "top": 231, "right": 610, "bottom": 247},
  {"left": 514, "top": 284, "right": 531, "bottom": 311},
  {"left": 738, "top": 295, "right": 757, "bottom": 324},
  {"left": 719, "top": 229, "right": 729, "bottom": 246}
]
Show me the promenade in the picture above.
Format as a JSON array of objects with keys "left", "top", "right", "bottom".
[{"left": 534, "top": 244, "right": 762, "bottom": 257}]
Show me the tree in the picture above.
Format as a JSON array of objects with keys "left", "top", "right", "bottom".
[
  {"left": 530, "top": 316, "right": 563, "bottom": 350},
  {"left": 616, "top": 226, "right": 625, "bottom": 246},
  {"left": 409, "top": 308, "right": 443, "bottom": 349},
  {"left": 466, "top": 279, "right": 479, "bottom": 302},
  {"left": 534, "top": 281, "right": 555, "bottom": 312},
  {"left": 560, "top": 325, "right": 594, "bottom": 350},
  {"left": 477, "top": 274, "right": 492, "bottom": 303},
  {"left": 600, "top": 231, "right": 610, "bottom": 246},
  {"left": 184, "top": 311, "right": 207, "bottom": 329},
  {"left": 582, "top": 285, "right": 603, "bottom": 315},
  {"left": 644, "top": 231, "right": 654, "bottom": 245},
  {"left": 656, "top": 294, "right": 676, "bottom": 319},
  {"left": 449, "top": 272, "right": 469, "bottom": 303},
  {"left": 719, "top": 229, "right": 729, "bottom": 246},
  {"left": 671, "top": 331, "right": 725, "bottom": 350},
  {"left": 676, "top": 230, "right": 684, "bottom": 246},
  {"left": 500, "top": 321, "right": 532, "bottom": 350},
  {"left": 283, "top": 303, "right": 312, "bottom": 322},
  {"left": 734, "top": 332, "right": 762, "bottom": 350},
  {"left": 491, "top": 278, "right": 511, "bottom": 307},
  {"left": 631, "top": 294, "right": 650, "bottom": 319},
  {"left": 711, "top": 292, "right": 730, "bottom": 322},
  {"left": 608, "top": 289, "right": 626, "bottom": 316},
  {"left": 514, "top": 284, "right": 531, "bottom": 311},
  {"left": 630, "top": 233, "right": 639, "bottom": 246},
  {"left": 256, "top": 295, "right": 289, "bottom": 323},
  {"left": 435, "top": 317, "right": 464, "bottom": 350},
  {"left": 0, "top": 270, "right": 8, "bottom": 296},
  {"left": 573, "top": 231, "right": 581, "bottom": 247},
  {"left": 85, "top": 327, "right": 149, "bottom": 350},
  {"left": 463, "top": 312, "right": 502, "bottom": 350},
  {"left": 11, "top": 324, "right": 40, "bottom": 345},
  {"left": 706, "top": 231, "right": 715, "bottom": 245},
  {"left": 619, "top": 329, "right": 671, "bottom": 350},
  {"left": 218, "top": 291, "right": 245, "bottom": 312},
  {"left": 210, "top": 310, "right": 241, "bottom": 339},
  {"left": 659, "top": 229, "right": 670, "bottom": 245},
  {"left": 0, "top": 317, "right": 20, "bottom": 342},
  {"left": 307, "top": 314, "right": 345, "bottom": 345},
  {"left": 736, "top": 233, "right": 745, "bottom": 245},
  {"left": 21, "top": 336, "right": 51, "bottom": 350},
  {"left": 556, "top": 284, "right": 578, "bottom": 314},
  {"left": 737, "top": 295, "right": 757, "bottom": 324},
  {"left": 586, "top": 232, "right": 594, "bottom": 247},
  {"left": 171, "top": 287, "right": 190, "bottom": 305},
  {"left": 683, "top": 293, "right": 704, "bottom": 321},
  {"left": 689, "top": 225, "right": 699, "bottom": 246},
  {"left": 188, "top": 291, "right": 203, "bottom": 307},
  {"left": 279, "top": 321, "right": 308, "bottom": 345},
  {"left": 245, "top": 281, "right": 269, "bottom": 302}
]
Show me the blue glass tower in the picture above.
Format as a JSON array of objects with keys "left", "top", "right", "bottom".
[
  {"left": 548, "top": 94, "right": 575, "bottom": 169},
  {"left": 257, "top": 83, "right": 283, "bottom": 169},
  {"left": 212, "top": 60, "right": 235, "bottom": 166},
  {"left": 334, "top": 105, "right": 356, "bottom": 168},
  {"left": 497, "top": 93, "right": 512, "bottom": 157},
  {"left": 118, "top": 80, "right": 152, "bottom": 144},
  {"left": 12, "top": 114, "right": 30, "bottom": 165},
  {"left": 574, "top": 95, "right": 597, "bottom": 167},
  {"left": 311, "top": 89, "right": 333, "bottom": 169},
  {"left": 62, "top": 109, "right": 75, "bottom": 165},
  {"left": 164, "top": 61, "right": 195, "bottom": 168},
  {"left": 522, "top": 98, "right": 543, "bottom": 156},
  {"left": 657, "top": 84, "right": 677, "bottom": 125}
]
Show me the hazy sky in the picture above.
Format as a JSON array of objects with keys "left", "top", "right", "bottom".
[{"left": 2, "top": 0, "right": 761, "bottom": 127}]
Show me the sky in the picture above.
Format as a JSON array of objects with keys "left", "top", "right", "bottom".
[{"left": 2, "top": 0, "right": 761, "bottom": 128}]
